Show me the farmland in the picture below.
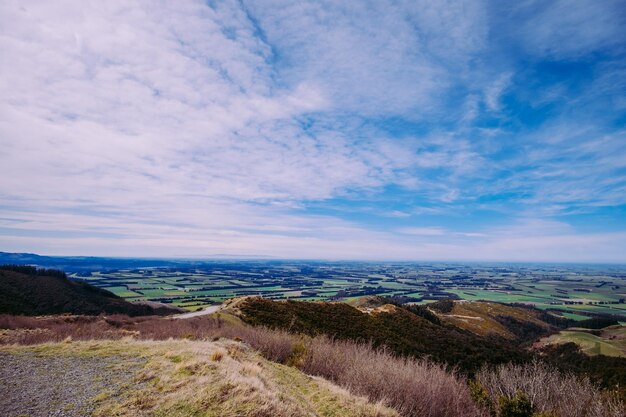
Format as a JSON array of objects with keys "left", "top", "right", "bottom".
[
  {"left": 63, "top": 261, "right": 626, "bottom": 317},
  {"left": 536, "top": 326, "right": 626, "bottom": 357}
]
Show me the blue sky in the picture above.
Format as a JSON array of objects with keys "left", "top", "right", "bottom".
[{"left": 1, "top": 0, "right": 625, "bottom": 262}]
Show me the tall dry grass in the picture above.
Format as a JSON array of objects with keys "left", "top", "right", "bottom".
[
  {"left": 0, "top": 314, "right": 482, "bottom": 416},
  {"left": 300, "top": 336, "right": 484, "bottom": 417},
  {"left": 1, "top": 314, "right": 622, "bottom": 417}
]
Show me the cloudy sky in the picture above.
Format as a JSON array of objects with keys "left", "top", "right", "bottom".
[{"left": 1, "top": 0, "right": 625, "bottom": 262}]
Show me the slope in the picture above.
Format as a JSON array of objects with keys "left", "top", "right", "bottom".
[
  {"left": 0, "top": 338, "right": 398, "bottom": 417},
  {"left": 237, "top": 297, "right": 531, "bottom": 373},
  {"left": 0, "top": 266, "right": 180, "bottom": 316}
]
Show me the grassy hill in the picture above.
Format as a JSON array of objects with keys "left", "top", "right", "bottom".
[
  {"left": 434, "top": 301, "right": 552, "bottom": 339},
  {"left": 232, "top": 296, "right": 626, "bottom": 396},
  {"left": 536, "top": 325, "right": 626, "bottom": 357},
  {"left": 0, "top": 265, "right": 180, "bottom": 316},
  {"left": 0, "top": 338, "right": 398, "bottom": 417}
]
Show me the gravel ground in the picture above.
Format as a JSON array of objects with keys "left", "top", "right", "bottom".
[{"left": 0, "top": 351, "right": 144, "bottom": 417}]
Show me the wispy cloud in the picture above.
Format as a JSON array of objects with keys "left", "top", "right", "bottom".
[{"left": 0, "top": 0, "right": 625, "bottom": 261}]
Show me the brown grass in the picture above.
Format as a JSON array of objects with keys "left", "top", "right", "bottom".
[
  {"left": 441, "top": 302, "right": 549, "bottom": 339},
  {"left": 2, "top": 338, "right": 398, "bottom": 417},
  {"left": 300, "top": 336, "right": 484, "bottom": 417},
  {"left": 1, "top": 314, "right": 622, "bottom": 417}
]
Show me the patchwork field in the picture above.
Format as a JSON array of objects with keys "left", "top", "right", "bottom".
[{"left": 64, "top": 262, "right": 626, "bottom": 317}]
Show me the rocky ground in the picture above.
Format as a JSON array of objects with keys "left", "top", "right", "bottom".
[{"left": 0, "top": 351, "right": 144, "bottom": 417}]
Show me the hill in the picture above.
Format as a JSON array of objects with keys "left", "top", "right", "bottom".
[
  {"left": 536, "top": 325, "right": 626, "bottom": 357},
  {"left": 1, "top": 304, "right": 623, "bottom": 416},
  {"left": 432, "top": 300, "right": 552, "bottom": 339},
  {"left": 0, "top": 265, "right": 181, "bottom": 316},
  {"left": 235, "top": 296, "right": 535, "bottom": 373},
  {"left": 0, "top": 338, "right": 397, "bottom": 417},
  {"left": 232, "top": 296, "right": 626, "bottom": 395}
]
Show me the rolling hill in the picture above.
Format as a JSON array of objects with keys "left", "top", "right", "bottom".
[
  {"left": 234, "top": 296, "right": 540, "bottom": 373},
  {"left": 0, "top": 265, "right": 181, "bottom": 316}
]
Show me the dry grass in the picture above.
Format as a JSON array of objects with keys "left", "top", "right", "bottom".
[
  {"left": 440, "top": 302, "right": 549, "bottom": 339},
  {"left": 2, "top": 313, "right": 622, "bottom": 417},
  {"left": 0, "top": 314, "right": 482, "bottom": 416},
  {"left": 1, "top": 338, "right": 399, "bottom": 417},
  {"left": 300, "top": 336, "right": 484, "bottom": 417}
]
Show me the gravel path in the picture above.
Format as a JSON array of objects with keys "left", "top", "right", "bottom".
[
  {"left": 174, "top": 304, "right": 221, "bottom": 319},
  {"left": 0, "top": 352, "right": 144, "bottom": 417}
]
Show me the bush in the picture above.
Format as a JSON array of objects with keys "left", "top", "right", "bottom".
[
  {"left": 469, "top": 379, "right": 495, "bottom": 416},
  {"left": 429, "top": 299, "right": 455, "bottom": 313},
  {"left": 477, "top": 361, "right": 624, "bottom": 417},
  {"left": 498, "top": 392, "right": 533, "bottom": 417},
  {"left": 300, "top": 336, "right": 482, "bottom": 417}
]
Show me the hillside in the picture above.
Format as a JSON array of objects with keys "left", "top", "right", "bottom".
[
  {"left": 1, "top": 305, "right": 624, "bottom": 416},
  {"left": 432, "top": 300, "right": 552, "bottom": 339},
  {"left": 0, "top": 266, "right": 180, "bottom": 316},
  {"left": 236, "top": 296, "right": 534, "bottom": 373},
  {"left": 536, "top": 325, "right": 626, "bottom": 357},
  {"left": 0, "top": 338, "right": 397, "bottom": 417},
  {"left": 233, "top": 296, "right": 626, "bottom": 395}
]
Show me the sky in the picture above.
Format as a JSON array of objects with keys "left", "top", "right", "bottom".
[{"left": 1, "top": 0, "right": 626, "bottom": 262}]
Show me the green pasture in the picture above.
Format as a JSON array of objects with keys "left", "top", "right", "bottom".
[
  {"left": 78, "top": 264, "right": 626, "bottom": 319},
  {"left": 540, "top": 329, "right": 625, "bottom": 357},
  {"left": 105, "top": 286, "right": 142, "bottom": 298}
]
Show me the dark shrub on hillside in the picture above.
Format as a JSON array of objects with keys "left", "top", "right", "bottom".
[
  {"left": 402, "top": 303, "right": 441, "bottom": 325},
  {"left": 239, "top": 297, "right": 530, "bottom": 373},
  {"left": 429, "top": 299, "right": 455, "bottom": 313},
  {"left": 498, "top": 392, "right": 533, "bottom": 417},
  {"left": 494, "top": 316, "right": 550, "bottom": 343},
  {"left": 0, "top": 264, "right": 68, "bottom": 280},
  {"left": 575, "top": 317, "right": 620, "bottom": 329},
  {"left": 0, "top": 268, "right": 178, "bottom": 316}
]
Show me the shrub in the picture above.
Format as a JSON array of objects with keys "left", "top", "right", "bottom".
[
  {"left": 498, "top": 392, "right": 533, "bottom": 417},
  {"left": 428, "top": 299, "right": 455, "bottom": 314},
  {"left": 469, "top": 379, "right": 495, "bottom": 416},
  {"left": 300, "top": 336, "right": 482, "bottom": 417},
  {"left": 477, "top": 361, "right": 624, "bottom": 417}
]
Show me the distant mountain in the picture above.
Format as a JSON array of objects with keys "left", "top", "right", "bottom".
[
  {"left": 0, "top": 265, "right": 181, "bottom": 316},
  {"left": 0, "top": 251, "right": 272, "bottom": 273},
  {"left": 0, "top": 252, "right": 182, "bottom": 272}
]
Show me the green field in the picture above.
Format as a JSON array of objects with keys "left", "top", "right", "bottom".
[
  {"left": 538, "top": 327, "right": 626, "bottom": 357},
  {"left": 71, "top": 262, "right": 626, "bottom": 314}
]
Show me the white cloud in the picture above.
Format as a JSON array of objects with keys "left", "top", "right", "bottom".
[
  {"left": 0, "top": 0, "right": 426, "bottom": 208},
  {"left": 398, "top": 227, "right": 446, "bottom": 236},
  {"left": 244, "top": 0, "right": 488, "bottom": 116},
  {"left": 0, "top": 0, "right": 624, "bottom": 262},
  {"left": 484, "top": 72, "right": 512, "bottom": 111},
  {"left": 515, "top": 0, "right": 626, "bottom": 58}
]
